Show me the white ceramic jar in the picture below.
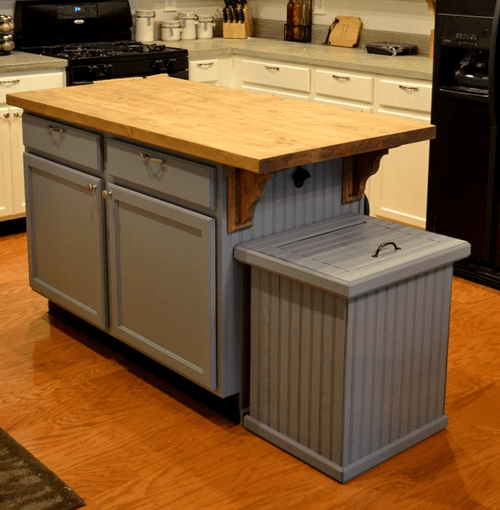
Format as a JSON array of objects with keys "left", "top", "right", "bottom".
[
  {"left": 178, "top": 13, "right": 197, "bottom": 40},
  {"left": 161, "top": 20, "right": 181, "bottom": 41},
  {"left": 196, "top": 16, "right": 215, "bottom": 39},
  {"left": 135, "top": 10, "right": 156, "bottom": 43}
]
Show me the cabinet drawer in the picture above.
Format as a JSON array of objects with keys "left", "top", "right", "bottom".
[
  {"left": 314, "top": 69, "right": 373, "bottom": 103},
  {"left": 239, "top": 59, "right": 310, "bottom": 93},
  {"left": 1, "top": 70, "right": 65, "bottom": 103},
  {"left": 190, "top": 60, "right": 219, "bottom": 83},
  {"left": 377, "top": 79, "right": 432, "bottom": 113},
  {"left": 107, "top": 139, "right": 216, "bottom": 210},
  {"left": 23, "top": 114, "right": 101, "bottom": 173}
]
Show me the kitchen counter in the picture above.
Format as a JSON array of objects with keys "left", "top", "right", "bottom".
[
  {"left": 6, "top": 74, "right": 434, "bottom": 174},
  {"left": 0, "top": 51, "right": 67, "bottom": 74},
  {"left": 156, "top": 37, "right": 433, "bottom": 81}
]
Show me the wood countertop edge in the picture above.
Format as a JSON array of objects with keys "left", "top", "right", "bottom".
[{"left": 7, "top": 94, "right": 436, "bottom": 174}]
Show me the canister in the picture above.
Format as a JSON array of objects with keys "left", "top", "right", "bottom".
[
  {"left": 196, "top": 16, "right": 215, "bottom": 39},
  {"left": 178, "top": 13, "right": 197, "bottom": 40},
  {"left": 134, "top": 10, "right": 156, "bottom": 43},
  {"left": 161, "top": 20, "right": 182, "bottom": 41}
]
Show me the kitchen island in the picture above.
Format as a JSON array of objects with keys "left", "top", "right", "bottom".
[{"left": 7, "top": 75, "right": 435, "bottom": 404}]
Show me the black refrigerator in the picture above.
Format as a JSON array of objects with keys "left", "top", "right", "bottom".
[{"left": 427, "top": 0, "right": 500, "bottom": 289}]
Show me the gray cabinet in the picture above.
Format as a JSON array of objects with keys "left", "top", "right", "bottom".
[
  {"left": 24, "top": 152, "right": 107, "bottom": 328},
  {"left": 23, "top": 114, "right": 217, "bottom": 390},
  {"left": 22, "top": 113, "right": 366, "bottom": 399},
  {"left": 106, "top": 183, "right": 216, "bottom": 390}
]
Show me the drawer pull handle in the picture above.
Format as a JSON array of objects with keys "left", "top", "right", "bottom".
[
  {"left": 197, "top": 62, "right": 214, "bottom": 68},
  {"left": 101, "top": 190, "right": 112, "bottom": 200},
  {"left": 399, "top": 85, "right": 419, "bottom": 91},
  {"left": 372, "top": 242, "right": 402, "bottom": 258},
  {"left": 265, "top": 66, "right": 280, "bottom": 71},
  {"left": 0, "top": 79, "right": 20, "bottom": 85},
  {"left": 13, "top": 112, "right": 21, "bottom": 118},
  {"left": 141, "top": 153, "right": 165, "bottom": 165},
  {"left": 332, "top": 74, "right": 350, "bottom": 81},
  {"left": 86, "top": 184, "right": 97, "bottom": 193},
  {"left": 49, "top": 126, "right": 65, "bottom": 133}
]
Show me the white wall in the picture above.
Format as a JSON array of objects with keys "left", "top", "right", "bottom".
[{"left": 0, "top": 0, "right": 433, "bottom": 34}]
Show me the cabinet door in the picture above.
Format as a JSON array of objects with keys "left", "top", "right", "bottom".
[
  {"left": 106, "top": 183, "right": 217, "bottom": 390},
  {"left": 366, "top": 109, "right": 430, "bottom": 229},
  {"left": 24, "top": 153, "right": 107, "bottom": 328},
  {"left": 10, "top": 107, "right": 25, "bottom": 215},
  {"left": 0, "top": 106, "right": 14, "bottom": 218}
]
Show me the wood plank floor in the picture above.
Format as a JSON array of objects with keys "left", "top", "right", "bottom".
[{"left": 1, "top": 229, "right": 500, "bottom": 509}]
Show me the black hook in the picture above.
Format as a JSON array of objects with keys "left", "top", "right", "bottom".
[{"left": 292, "top": 166, "right": 311, "bottom": 188}]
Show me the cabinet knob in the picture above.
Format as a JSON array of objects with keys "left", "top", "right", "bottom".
[
  {"left": 101, "top": 190, "right": 112, "bottom": 200},
  {"left": 3, "top": 113, "right": 9, "bottom": 118},
  {"left": 86, "top": 184, "right": 97, "bottom": 193}
]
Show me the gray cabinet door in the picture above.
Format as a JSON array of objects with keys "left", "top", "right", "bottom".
[
  {"left": 106, "top": 183, "right": 217, "bottom": 390},
  {"left": 24, "top": 153, "right": 107, "bottom": 328}
]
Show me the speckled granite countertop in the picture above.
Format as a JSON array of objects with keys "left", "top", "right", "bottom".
[
  {"left": 160, "top": 37, "right": 433, "bottom": 81},
  {"left": 0, "top": 51, "right": 67, "bottom": 74}
]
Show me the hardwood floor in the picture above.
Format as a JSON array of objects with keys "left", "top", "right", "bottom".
[{"left": 1, "top": 229, "right": 500, "bottom": 509}]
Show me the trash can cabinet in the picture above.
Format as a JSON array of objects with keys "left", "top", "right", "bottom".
[{"left": 234, "top": 214, "right": 470, "bottom": 483}]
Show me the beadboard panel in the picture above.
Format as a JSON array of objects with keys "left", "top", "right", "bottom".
[
  {"left": 219, "top": 158, "right": 361, "bottom": 399},
  {"left": 246, "top": 263, "right": 453, "bottom": 480}
]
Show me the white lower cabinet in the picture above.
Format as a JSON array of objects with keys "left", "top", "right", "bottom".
[
  {"left": 232, "top": 57, "right": 310, "bottom": 100},
  {"left": 229, "top": 56, "right": 431, "bottom": 228},
  {"left": 0, "top": 105, "right": 24, "bottom": 220},
  {"left": 1, "top": 68, "right": 66, "bottom": 221},
  {"left": 189, "top": 57, "right": 233, "bottom": 87},
  {"left": 366, "top": 77, "right": 432, "bottom": 228}
]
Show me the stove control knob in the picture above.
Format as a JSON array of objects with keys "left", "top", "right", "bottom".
[
  {"left": 103, "top": 64, "right": 114, "bottom": 77},
  {"left": 89, "top": 65, "right": 104, "bottom": 78},
  {"left": 152, "top": 59, "right": 164, "bottom": 72},
  {"left": 165, "top": 59, "right": 175, "bottom": 71}
]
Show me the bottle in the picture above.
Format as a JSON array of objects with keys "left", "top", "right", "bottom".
[
  {"left": 286, "top": 0, "right": 294, "bottom": 39},
  {"left": 293, "top": 0, "right": 301, "bottom": 40}
]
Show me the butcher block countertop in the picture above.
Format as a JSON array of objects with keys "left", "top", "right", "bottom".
[{"left": 7, "top": 74, "right": 434, "bottom": 174}]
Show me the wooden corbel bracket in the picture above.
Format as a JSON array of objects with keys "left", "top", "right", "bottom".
[
  {"left": 227, "top": 167, "right": 273, "bottom": 233},
  {"left": 342, "top": 149, "right": 389, "bottom": 204}
]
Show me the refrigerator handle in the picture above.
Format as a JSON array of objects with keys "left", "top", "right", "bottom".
[{"left": 490, "top": 0, "right": 500, "bottom": 126}]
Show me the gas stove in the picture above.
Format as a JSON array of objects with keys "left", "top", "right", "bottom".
[{"left": 14, "top": 0, "right": 188, "bottom": 85}]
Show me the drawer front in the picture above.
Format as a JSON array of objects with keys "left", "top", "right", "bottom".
[
  {"left": 239, "top": 59, "right": 310, "bottom": 93},
  {"left": 1, "top": 70, "right": 65, "bottom": 103},
  {"left": 107, "top": 139, "right": 216, "bottom": 210},
  {"left": 377, "top": 79, "right": 432, "bottom": 113},
  {"left": 189, "top": 60, "right": 219, "bottom": 83},
  {"left": 23, "top": 114, "right": 101, "bottom": 173},
  {"left": 314, "top": 69, "right": 373, "bottom": 103}
]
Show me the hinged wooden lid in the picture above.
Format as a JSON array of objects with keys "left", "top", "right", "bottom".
[{"left": 234, "top": 214, "right": 470, "bottom": 297}]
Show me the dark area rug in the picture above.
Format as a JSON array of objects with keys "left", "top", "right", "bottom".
[{"left": 0, "top": 428, "right": 85, "bottom": 510}]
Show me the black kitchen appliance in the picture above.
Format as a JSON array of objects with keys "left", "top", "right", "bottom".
[
  {"left": 13, "top": 0, "right": 188, "bottom": 85},
  {"left": 427, "top": 0, "right": 500, "bottom": 288}
]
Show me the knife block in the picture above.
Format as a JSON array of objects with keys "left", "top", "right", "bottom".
[{"left": 223, "top": 5, "right": 253, "bottom": 39}]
